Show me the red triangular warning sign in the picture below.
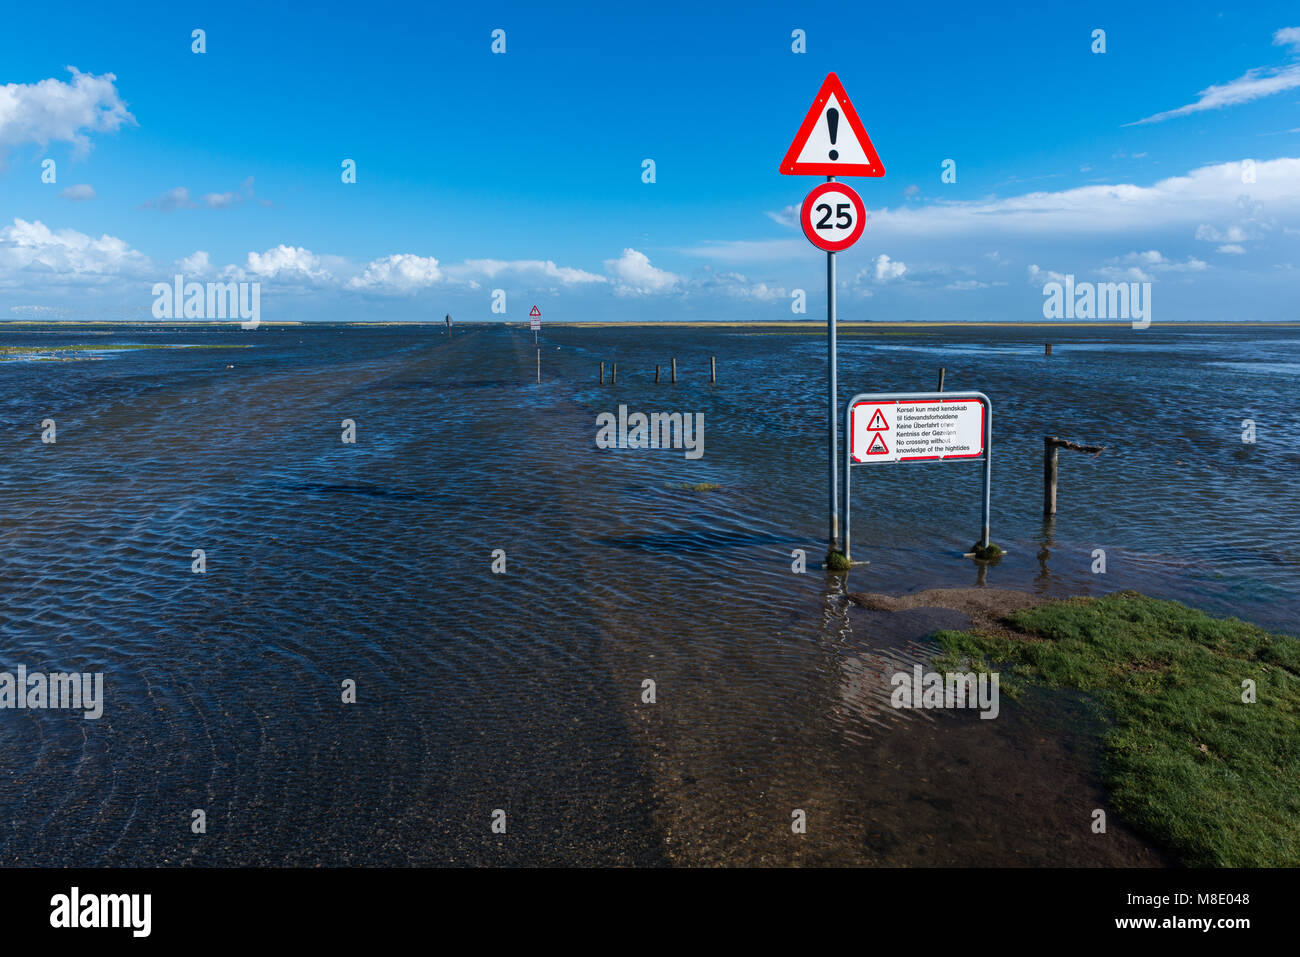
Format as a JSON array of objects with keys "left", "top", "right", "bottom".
[
  {"left": 779, "top": 73, "right": 885, "bottom": 177},
  {"left": 866, "top": 409, "right": 889, "bottom": 430},
  {"left": 866, "top": 432, "right": 889, "bottom": 455},
  {"left": 529, "top": 305, "right": 541, "bottom": 318}
]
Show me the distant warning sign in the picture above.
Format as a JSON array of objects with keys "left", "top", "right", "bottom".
[
  {"left": 850, "top": 397, "right": 985, "bottom": 464},
  {"left": 529, "top": 305, "right": 541, "bottom": 332}
]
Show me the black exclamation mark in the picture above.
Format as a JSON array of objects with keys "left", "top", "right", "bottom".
[{"left": 826, "top": 108, "right": 840, "bottom": 161}]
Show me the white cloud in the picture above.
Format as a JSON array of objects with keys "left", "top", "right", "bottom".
[
  {"left": 1114, "top": 250, "right": 1208, "bottom": 272},
  {"left": 765, "top": 205, "right": 800, "bottom": 228},
  {"left": 239, "top": 245, "right": 333, "bottom": 283},
  {"left": 1195, "top": 223, "right": 1249, "bottom": 243},
  {"left": 346, "top": 253, "right": 442, "bottom": 292},
  {"left": 603, "top": 248, "right": 679, "bottom": 295},
  {"left": 142, "top": 186, "right": 197, "bottom": 212},
  {"left": 445, "top": 258, "right": 605, "bottom": 286},
  {"left": 692, "top": 268, "right": 786, "bottom": 301},
  {"left": 145, "top": 177, "right": 258, "bottom": 212},
  {"left": 1027, "top": 264, "right": 1068, "bottom": 285},
  {"left": 60, "top": 184, "right": 95, "bottom": 201},
  {"left": 873, "top": 253, "right": 907, "bottom": 281},
  {"left": 1217, "top": 244, "right": 1246, "bottom": 254},
  {"left": 0, "top": 67, "right": 134, "bottom": 155},
  {"left": 203, "top": 177, "right": 256, "bottom": 209},
  {"left": 1128, "top": 28, "right": 1300, "bottom": 125},
  {"left": 689, "top": 158, "right": 1300, "bottom": 266},
  {"left": 177, "top": 250, "right": 211, "bottom": 275},
  {"left": 0, "top": 218, "right": 150, "bottom": 284}
]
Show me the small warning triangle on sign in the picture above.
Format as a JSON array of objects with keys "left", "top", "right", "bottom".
[
  {"left": 780, "top": 73, "right": 884, "bottom": 177},
  {"left": 529, "top": 305, "right": 541, "bottom": 318},
  {"left": 866, "top": 432, "right": 889, "bottom": 455},
  {"left": 866, "top": 408, "right": 889, "bottom": 430}
]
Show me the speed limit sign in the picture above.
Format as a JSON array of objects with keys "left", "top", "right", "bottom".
[{"left": 800, "top": 181, "right": 867, "bottom": 252}]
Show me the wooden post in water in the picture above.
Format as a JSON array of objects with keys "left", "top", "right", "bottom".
[
  {"left": 1045, "top": 343, "right": 1053, "bottom": 356},
  {"left": 655, "top": 364, "right": 660, "bottom": 384},
  {"left": 1043, "top": 436, "right": 1059, "bottom": 516},
  {"left": 671, "top": 357, "right": 677, "bottom": 384},
  {"left": 612, "top": 363, "right": 617, "bottom": 385},
  {"left": 599, "top": 361, "right": 604, "bottom": 384},
  {"left": 710, "top": 356, "right": 716, "bottom": 384},
  {"left": 1044, "top": 435, "right": 1107, "bottom": 516},
  {"left": 936, "top": 367, "right": 946, "bottom": 392}
]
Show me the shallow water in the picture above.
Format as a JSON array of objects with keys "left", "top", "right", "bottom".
[{"left": 0, "top": 322, "right": 1293, "bottom": 865}]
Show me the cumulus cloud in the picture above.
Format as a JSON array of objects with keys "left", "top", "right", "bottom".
[
  {"left": 347, "top": 254, "right": 442, "bottom": 292},
  {"left": 239, "top": 245, "right": 333, "bottom": 283},
  {"left": 1128, "top": 28, "right": 1300, "bottom": 125},
  {"left": 0, "top": 67, "right": 134, "bottom": 155},
  {"left": 177, "top": 250, "right": 211, "bottom": 275},
  {"left": 604, "top": 248, "right": 679, "bottom": 295},
  {"left": 60, "top": 184, "right": 95, "bottom": 201},
  {"left": 873, "top": 253, "right": 907, "bottom": 281},
  {"left": 0, "top": 218, "right": 150, "bottom": 284}
]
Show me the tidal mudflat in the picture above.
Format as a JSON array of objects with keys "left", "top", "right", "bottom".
[{"left": 0, "top": 321, "right": 1295, "bottom": 865}]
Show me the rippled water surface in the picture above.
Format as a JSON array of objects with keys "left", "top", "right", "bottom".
[{"left": 1, "top": 322, "right": 1295, "bottom": 866}]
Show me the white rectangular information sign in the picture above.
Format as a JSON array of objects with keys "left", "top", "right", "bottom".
[{"left": 850, "top": 396, "right": 985, "bottom": 464}]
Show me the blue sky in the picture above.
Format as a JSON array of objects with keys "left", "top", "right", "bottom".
[{"left": 1, "top": 0, "right": 1297, "bottom": 322}]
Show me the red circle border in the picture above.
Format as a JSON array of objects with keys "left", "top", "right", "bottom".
[{"left": 800, "top": 182, "right": 867, "bottom": 252}]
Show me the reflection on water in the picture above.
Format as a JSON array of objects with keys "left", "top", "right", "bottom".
[{"left": 0, "top": 322, "right": 1294, "bottom": 866}]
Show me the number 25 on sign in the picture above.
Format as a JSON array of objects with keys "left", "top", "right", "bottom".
[{"left": 801, "top": 181, "right": 866, "bottom": 252}]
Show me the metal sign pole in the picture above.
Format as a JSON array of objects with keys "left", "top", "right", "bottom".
[
  {"left": 980, "top": 403, "right": 993, "bottom": 548},
  {"left": 826, "top": 175, "right": 840, "bottom": 551}
]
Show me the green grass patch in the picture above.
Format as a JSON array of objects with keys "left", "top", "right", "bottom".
[
  {"left": 825, "top": 549, "right": 852, "bottom": 571},
  {"left": 665, "top": 482, "right": 722, "bottom": 493},
  {"left": 936, "top": 591, "right": 1300, "bottom": 866},
  {"left": 1, "top": 343, "right": 251, "bottom": 362},
  {"left": 1, "top": 343, "right": 249, "bottom": 354}
]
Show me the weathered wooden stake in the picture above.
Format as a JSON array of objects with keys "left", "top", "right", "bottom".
[
  {"left": 1045, "top": 343, "right": 1053, "bottom": 356},
  {"left": 671, "top": 357, "right": 677, "bottom": 384},
  {"left": 655, "top": 364, "right": 660, "bottom": 383},
  {"left": 612, "top": 363, "right": 617, "bottom": 385},
  {"left": 1043, "top": 435, "right": 1059, "bottom": 516},
  {"left": 1044, "top": 435, "right": 1107, "bottom": 515},
  {"left": 599, "top": 361, "right": 605, "bottom": 384},
  {"left": 710, "top": 356, "right": 716, "bottom": 384},
  {"left": 936, "top": 367, "right": 946, "bottom": 392}
]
